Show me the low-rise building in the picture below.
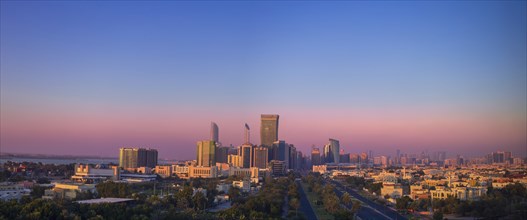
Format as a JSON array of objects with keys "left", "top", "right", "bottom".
[
  {"left": 155, "top": 165, "right": 172, "bottom": 178},
  {"left": 43, "top": 183, "right": 96, "bottom": 200},
  {"left": 188, "top": 166, "right": 218, "bottom": 178},
  {"left": 232, "top": 180, "right": 250, "bottom": 193},
  {"left": 71, "top": 164, "right": 120, "bottom": 184},
  {"left": 0, "top": 182, "right": 31, "bottom": 201}
]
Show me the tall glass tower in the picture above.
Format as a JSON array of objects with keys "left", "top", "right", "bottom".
[{"left": 260, "top": 114, "right": 279, "bottom": 147}]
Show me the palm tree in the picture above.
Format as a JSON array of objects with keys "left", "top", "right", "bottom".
[{"left": 341, "top": 192, "right": 352, "bottom": 207}]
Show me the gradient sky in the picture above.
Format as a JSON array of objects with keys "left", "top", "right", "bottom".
[{"left": 1, "top": 1, "right": 526, "bottom": 160}]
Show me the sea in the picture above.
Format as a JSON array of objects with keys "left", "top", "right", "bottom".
[{"left": 0, "top": 157, "right": 176, "bottom": 165}]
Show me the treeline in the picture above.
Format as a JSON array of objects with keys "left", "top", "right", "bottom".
[
  {"left": 0, "top": 175, "right": 300, "bottom": 220},
  {"left": 217, "top": 174, "right": 297, "bottom": 219},
  {"left": 304, "top": 173, "right": 358, "bottom": 219}
]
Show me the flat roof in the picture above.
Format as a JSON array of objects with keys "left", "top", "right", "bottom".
[{"left": 76, "top": 198, "right": 134, "bottom": 204}]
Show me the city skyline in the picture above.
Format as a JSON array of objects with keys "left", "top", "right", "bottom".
[{"left": 1, "top": 1, "right": 526, "bottom": 159}]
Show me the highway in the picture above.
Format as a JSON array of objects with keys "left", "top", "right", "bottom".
[
  {"left": 297, "top": 180, "right": 319, "bottom": 220},
  {"left": 331, "top": 180, "right": 408, "bottom": 220}
]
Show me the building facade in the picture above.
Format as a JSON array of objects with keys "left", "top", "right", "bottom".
[
  {"left": 260, "top": 114, "right": 279, "bottom": 147},
  {"left": 119, "top": 148, "right": 158, "bottom": 169},
  {"left": 253, "top": 146, "right": 269, "bottom": 169},
  {"left": 197, "top": 140, "right": 216, "bottom": 167}
]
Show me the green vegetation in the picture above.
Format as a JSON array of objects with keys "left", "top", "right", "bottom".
[{"left": 304, "top": 173, "right": 357, "bottom": 220}]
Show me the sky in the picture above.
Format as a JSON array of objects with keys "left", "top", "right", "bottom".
[{"left": 1, "top": 1, "right": 526, "bottom": 160}]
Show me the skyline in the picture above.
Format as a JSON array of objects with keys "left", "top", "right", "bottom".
[{"left": 1, "top": 1, "right": 526, "bottom": 159}]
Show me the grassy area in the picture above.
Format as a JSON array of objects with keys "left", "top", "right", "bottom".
[{"left": 300, "top": 181, "right": 334, "bottom": 220}]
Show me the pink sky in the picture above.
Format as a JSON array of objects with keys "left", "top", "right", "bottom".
[{"left": 1, "top": 104, "right": 525, "bottom": 160}]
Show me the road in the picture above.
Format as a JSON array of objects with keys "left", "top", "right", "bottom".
[
  {"left": 297, "top": 181, "right": 318, "bottom": 220},
  {"left": 331, "top": 180, "right": 408, "bottom": 220}
]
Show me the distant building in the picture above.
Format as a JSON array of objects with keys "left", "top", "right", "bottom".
[
  {"left": 155, "top": 165, "right": 172, "bottom": 178},
  {"left": 311, "top": 148, "right": 321, "bottom": 165},
  {"left": 260, "top": 114, "right": 279, "bottom": 147},
  {"left": 269, "top": 160, "right": 286, "bottom": 176},
  {"left": 273, "top": 140, "right": 289, "bottom": 169},
  {"left": 324, "top": 139, "right": 340, "bottom": 164},
  {"left": 244, "top": 123, "right": 251, "bottom": 144},
  {"left": 43, "top": 183, "right": 96, "bottom": 200},
  {"left": 340, "top": 151, "right": 350, "bottom": 163},
  {"left": 119, "top": 148, "right": 158, "bottom": 170},
  {"left": 197, "top": 140, "right": 216, "bottom": 167},
  {"left": 228, "top": 154, "right": 242, "bottom": 167},
  {"left": 232, "top": 180, "right": 251, "bottom": 193},
  {"left": 172, "top": 164, "right": 190, "bottom": 179},
  {"left": 71, "top": 164, "right": 120, "bottom": 183},
  {"left": 188, "top": 166, "right": 218, "bottom": 178},
  {"left": 215, "top": 146, "right": 229, "bottom": 164},
  {"left": 240, "top": 144, "right": 253, "bottom": 168},
  {"left": 0, "top": 182, "right": 31, "bottom": 201},
  {"left": 211, "top": 122, "right": 219, "bottom": 143},
  {"left": 253, "top": 146, "right": 269, "bottom": 169}
]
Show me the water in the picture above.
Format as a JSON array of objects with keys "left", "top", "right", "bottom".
[
  {"left": 0, "top": 157, "right": 119, "bottom": 165},
  {"left": 0, "top": 157, "right": 177, "bottom": 165}
]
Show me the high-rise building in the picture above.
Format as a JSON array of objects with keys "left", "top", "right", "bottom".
[
  {"left": 228, "top": 154, "right": 242, "bottom": 167},
  {"left": 396, "top": 149, "right": 401, "bottom": 165},
  {"left": 340, "top": 151, "right": 350, "bottom": 163},
  {"left": 323, "top": 139, "right": 340, "bottom": 164},
  {"left": 360, "top": 152, "right": 368, "bottom": 164},
  {"left": 269, "top": 160, "right": 286, "bottom": 176},
  {"left": 145, "top": 150, "right": 158, "bottom": 168},
  {"left": 253, "top": 146, "right": 268, "bottom": 169},
  {"left": 197, "top": 140, "right": 216, "bottom": 167},
  {"left": 324, "top": 139, "right": 340, "bottom": 164},
  {"left": 244, "top": 123, "right": 251, "bottom": 144},
  {"left": 211, "top": 122, "right": 219, "bottom": 143},
  {"left": 215, "top": 146, "right": 229, "bottom": 163},
  {"left": 273, "top": 140, "right": 289, "bottom": 169},
  {"left": 311, "top": 148, "right": 321, "bottom": 165},
  {"left": 240, "top": 144, "right": 253, "bottom": 168},
  {"left": 289, "top": 144, "right": 297, "bottom": 170},
  {"left": 260, "top": 114, "right": 279, "bottom": 147},
  {"left": 119, "top": 148, "right": 158, "bottom": 169}
]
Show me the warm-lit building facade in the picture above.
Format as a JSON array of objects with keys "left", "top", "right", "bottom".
[
  {"left": 197, "top": 140, "right": 216, "bottom": 167},
  {"left": 253, "top": 146, "right": 268, "bottom": 169},
  {"left": 119, "top": 148, "right": 158, "bottom": 169}
]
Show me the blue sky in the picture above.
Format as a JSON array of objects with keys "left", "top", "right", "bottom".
[{"left": 1, "top": 1, "right": 526, "bottom": 159}]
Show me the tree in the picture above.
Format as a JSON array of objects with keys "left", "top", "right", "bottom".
[
  {"left": 289, "top": 198, "right": 300, "bottom": 216},
  {"left": 433, "top": 211, "right": 443, "bottom": 220},
  {"left": 341, "top": 192, "right": 352, "bottom": 207},
  {"left": 192, "top": 191, "right": 207, "bottom": 210},
  {"left": 396, "top": 196, "right": 413, "bottom": 211},
  {"left": 30, "top": 185, "right": 47, "bottom": 198},
  {"left": 228, "top": 187, "right": 240, "bottom": 203}
]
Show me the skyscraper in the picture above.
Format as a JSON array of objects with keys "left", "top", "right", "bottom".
[
  {"left": 244, "top": 123, "right": 251, "bottom": 144},
  {"left": 253, "top": 146, "right": 268, "bottom": 169},
  {"left": 273, "top": 140, "right": 289, "bottom": 169},
  {"left": 211, "top": 122, "right": 219, "bottom": 143},
  {"left": 260, "top": 114, "right": 279, "bottom": 147},
  {"left": 324, "top": 139, "right": 340, "bottom": 164},
  {"left": 311, "top": 147, "right": 321, "bottom": 165},
  {"left": 240, "top": 144, "right": 253, "bottom": 168},
  {"left": 215, "top": 146, "right": 229, "bottom": 163},
  {"left": 197, "top": 140, "right": 216, "bottom": 167}
]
